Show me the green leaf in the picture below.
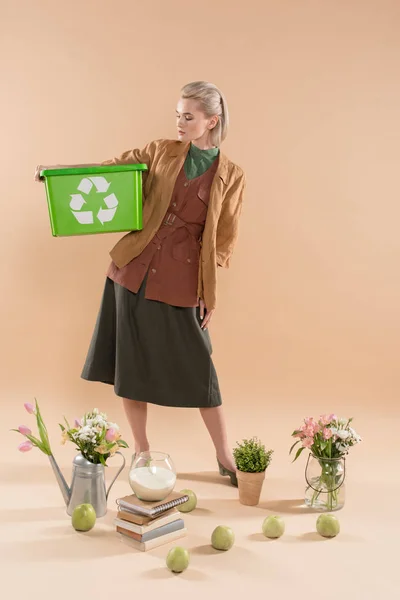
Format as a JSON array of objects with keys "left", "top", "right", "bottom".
[
  {"left": 34, "top": 399, "right": 49, "bottom": 434},
  {"left": 24, "top": 433, "right": 48, "bottom": 454},
  {"left": 291, "top": 446, "right": 305, "bottom": 463},
  {"left": 36, "top": 415, "right": 51, "bottom": 454},
  {"left": 59, "top": 424, "right": 65, "bottom": 432},
  {"left": 117, "top": 440, "right": 129, "bottom": 448},
  {"left": 34, "top": 399, "right": 52, "bottom": 454},
  {"left": 289, "top": 440, "right": 300, "bottom": 455}
]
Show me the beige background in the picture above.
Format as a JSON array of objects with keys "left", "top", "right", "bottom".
[{"left": 1, "top": 0, "right": 399, "bottom": 597}]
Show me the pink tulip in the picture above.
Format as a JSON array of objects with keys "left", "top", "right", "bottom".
[
  {"left": 328, "top": 413, "right": 337, "bottom": 422},
  {"left": 18, "top": 440, "right": 33, "bottom": 452},
  {"left": 24, "top": 403, "right": 35, "bottom": 414},
  {"left": 18, "top": 425, "right": 32, "bottom": 436},
  {"left": 74, "top": 419, "right": 82, "bottom": 428},
  {"left": 105, "top": 427, "right": 117, "bottom": 442}
]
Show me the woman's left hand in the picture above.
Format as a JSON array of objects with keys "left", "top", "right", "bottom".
[{"left": 199, "top": 299, "right": 214, "bottom": 330}]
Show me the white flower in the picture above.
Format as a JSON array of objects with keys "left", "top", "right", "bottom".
[
  {"left": 348, "top": 427, "right": 361, "bottom": 442},
  {"left": 79, "top": 425, "right": 92, "bottom": 435},
  {"left": 336, "top": 430, "right": 350, "bottom": 440}
]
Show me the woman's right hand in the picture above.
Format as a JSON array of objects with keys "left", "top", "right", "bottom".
[
  {"left": 34, "top": 162, "right": 100, "bottom": 182},
  {"left": 34, "top": 165, "right": 46, "bottom": 182}
]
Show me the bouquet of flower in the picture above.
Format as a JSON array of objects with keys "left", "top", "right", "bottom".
[
  {"left": 290, "top": 414, "right": 361, "bottom": 462},
  {"left": 59, "top": 408, "right": 128, "bottom": 465},
  {"left": 13, "top": 401, "right": 128, "bottom": 467},
  {"left": 289, "top": 414, "right": 361, "bottom": 510}
]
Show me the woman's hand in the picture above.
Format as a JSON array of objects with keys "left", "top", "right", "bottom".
[
  {"left": 34, "top": 162, "right": 103, "bottom": 182},
  {"left": 199, "top": 299, "right": 215, "bottom": 330},
  {"left": 34, "top": 165, "right": 46, "bottom": 182}
]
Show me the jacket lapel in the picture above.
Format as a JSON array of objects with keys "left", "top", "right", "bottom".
[{"left": 166, "top": 140, "right": 229, "bottom": 184}]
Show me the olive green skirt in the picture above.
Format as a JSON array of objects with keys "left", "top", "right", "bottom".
[{"left": 81, "top": 270, "right": 222, "bottom": 408}]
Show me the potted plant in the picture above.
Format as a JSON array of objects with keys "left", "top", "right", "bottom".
[{"left": 233, "top": 437, "right": 274, "bottom": 506}]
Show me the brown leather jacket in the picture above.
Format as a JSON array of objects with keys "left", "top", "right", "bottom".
[{"left": 103, "top": 139, "right": 246, "bottom": 311}]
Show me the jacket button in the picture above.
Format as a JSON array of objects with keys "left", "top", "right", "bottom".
[
  {"left": 157, "top": 246, "right": 161, "bottom": 250},
  {"left": 151, "top": 268, "right": 156, "bottom": 273},
  {"left": 187, "top": 258, "right": 191, "bottom": 263},
  {"left": 184, "top": 182, "right": 188, "bottom": 187},
  {"left": 172, "top": 202, "right": 177, "bottom": 207}
]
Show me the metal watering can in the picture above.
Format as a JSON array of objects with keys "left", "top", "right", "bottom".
[{"left": 49, "top": 452, "right": 126, "bottom": 517}]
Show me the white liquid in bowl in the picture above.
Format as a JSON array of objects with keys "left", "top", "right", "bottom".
[{"left": 129, "top": 466, "right": 176, "bottom": 501}]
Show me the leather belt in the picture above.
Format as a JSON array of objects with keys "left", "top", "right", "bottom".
[{"left": 162, "top": 211, "right": 203, "bottom": 239}]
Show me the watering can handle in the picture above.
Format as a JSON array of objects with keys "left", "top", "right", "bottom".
[{"left": 106, "top": 451, "right": 126, "bottom": 500}]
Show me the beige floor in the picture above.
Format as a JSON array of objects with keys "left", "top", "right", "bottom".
[{"left": 1, "top": 392, "right": 397, "bottom": 599}]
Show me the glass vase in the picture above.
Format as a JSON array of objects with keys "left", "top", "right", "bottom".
[
  {"left": 304, "top": 453, "right": 346, "bottom": 511},
  {"left": 128, "top": 451, "right": 176, "bottom": 502}
]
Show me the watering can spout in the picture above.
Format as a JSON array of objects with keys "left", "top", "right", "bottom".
[{"left": 49, "top": 454, "right": 71, "bottom": 505}]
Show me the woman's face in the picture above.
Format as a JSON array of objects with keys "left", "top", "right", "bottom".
[{"left": 176, "top": 97, "right": 218, "bottom": 148}]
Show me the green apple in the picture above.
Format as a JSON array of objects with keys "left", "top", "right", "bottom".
[
  {"left": 262, "top": 515, "right": 285, "bottom": 538},
  {"left": 71, "top": 503, "right": 96, "bottom": 532},
  {"left": 178, "top": 489, "right": 197, "bottom": 513},
  {"left": 166, "top": 546, "right": 190, "bottom": 573},
  {"left": 316, "top": 514, "right": 340, "bottom": 538},
  {"left": 211, "top": 525, "right": 235, "bottom": 550}
]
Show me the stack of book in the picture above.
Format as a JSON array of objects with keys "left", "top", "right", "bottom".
[{"left": 114, "top": 491, "right": 189, "bottom": 551}]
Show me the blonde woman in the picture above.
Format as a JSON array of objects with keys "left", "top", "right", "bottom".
[{"left": 35, "top": 81, "right": 246, "bottom": 486}]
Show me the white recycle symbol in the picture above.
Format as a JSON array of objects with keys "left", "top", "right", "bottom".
[{"left": 70, "top": 177, "right": 118, "bottom": 225}]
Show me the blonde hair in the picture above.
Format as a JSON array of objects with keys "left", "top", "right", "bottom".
[{"left": 180, "top": 81, "right": 229, "bottom": 147}]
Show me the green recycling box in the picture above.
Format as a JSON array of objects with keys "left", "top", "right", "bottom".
[{"left": 40, "top": 164, "right": 148, "bottom": 236}]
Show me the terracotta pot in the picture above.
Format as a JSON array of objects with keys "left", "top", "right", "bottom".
[{"left": 236, "top": 470, "right": 266, "bottom": 506}]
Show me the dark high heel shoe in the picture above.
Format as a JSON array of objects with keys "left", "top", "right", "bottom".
[{"left": 216, "top": 457, "right": 238, "bottom": 487}]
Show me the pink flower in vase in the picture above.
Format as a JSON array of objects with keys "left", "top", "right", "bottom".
[
  {"left": 18, "top": 441, "right": 33, "bottom": 452},
  {"left": 312, "top": 421, "right": 322, "bottom": 434},
  {"left": 18, "top": 425, "right": 32, "bottom": 436},
  {"left": 303, "top": 425, "right": 315, "bottom": 438},
  {"left": 319, "top": 414, "right": 332, "bottom": 426},
  {"left": 328, "top": 414, "right": 337, "bottom": 422},
  {"left": 302, "top": 437, "right": 314, "bottom": 448},
  {"left": 74, "top": 419, "right": 82, "bottom": 428},
  {"left": 105, "top": 427, "right": 117, "bottom": 442},
  {"left": 24, "top": 403, "right": 35, "bottom": 414},
  {"left": 323, "top": 427, "right": 333, "bottom": 440}
]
